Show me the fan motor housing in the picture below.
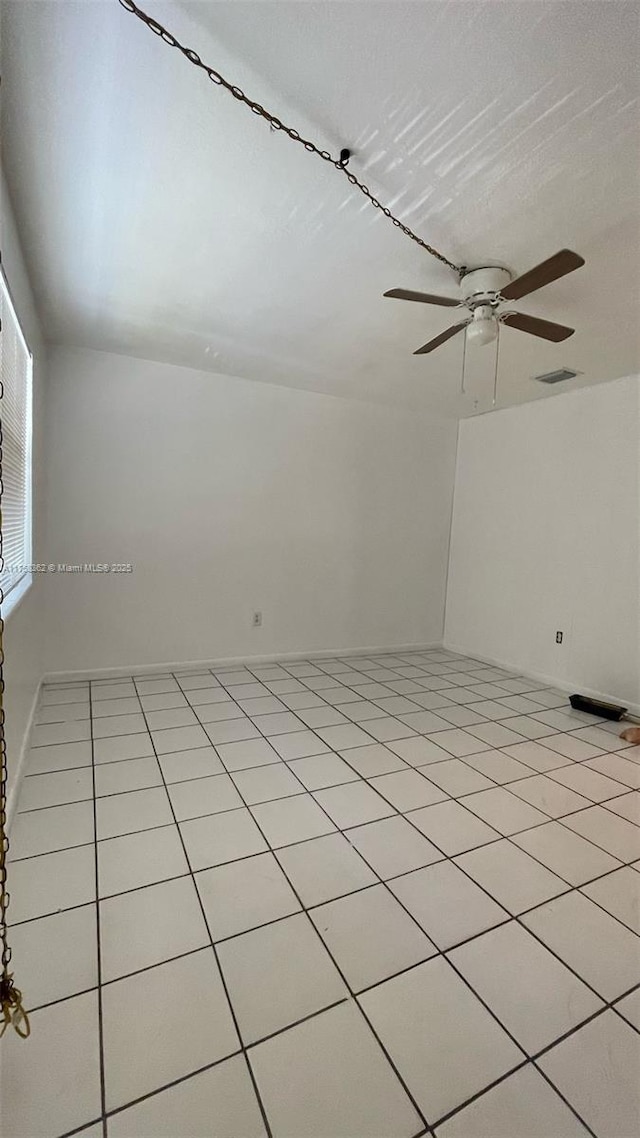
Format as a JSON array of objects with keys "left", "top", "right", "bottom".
[{"left": 460, "top": 266, "right": 512, "bottom": 307}]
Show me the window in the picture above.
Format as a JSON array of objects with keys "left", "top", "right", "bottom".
[{"left": 0, "top": 268, "right": 33, "bottom": 616}]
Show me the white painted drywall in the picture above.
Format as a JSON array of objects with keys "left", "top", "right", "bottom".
[
  {"left": 444, "top": 375, "right": 640, "bottom": 706},
  {"left": 43, "top": 345, "right": 457, "bottom": 673},
  {"left": 1, "top": 175, "right": 47, "bottom": 814}
]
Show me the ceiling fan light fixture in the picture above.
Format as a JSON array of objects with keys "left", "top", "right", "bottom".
[{"left": 466, "top": 307, "right": 498, "bottom": 346}]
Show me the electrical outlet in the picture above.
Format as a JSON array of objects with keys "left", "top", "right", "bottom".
[
  {"left": 252, "top": 611, "right": 262, "bottom": 628},
  {"left": 556, "top": 630, "right": 563, "bottom": 644}
]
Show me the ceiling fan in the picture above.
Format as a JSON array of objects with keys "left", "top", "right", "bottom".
[{"left": 384, "top": 249, "right": 585, "bottom": 355}]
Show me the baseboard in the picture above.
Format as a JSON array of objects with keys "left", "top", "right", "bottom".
[
  {"left": 43, "top": 641, "right": 444, "bottom": 684},
  {"left": 7, "top": 678, "right": 42, "bottom": 829},
  {"left": 444, "top": 642, "right": 640, "bottom": 718}
]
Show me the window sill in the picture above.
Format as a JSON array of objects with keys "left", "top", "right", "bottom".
[{"left": 2, "top": 574, "right": 33, "bottom": 622}]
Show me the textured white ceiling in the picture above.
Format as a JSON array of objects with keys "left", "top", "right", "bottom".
[{"left": 2, "top": 0, "right": 639, "bottom": 415}]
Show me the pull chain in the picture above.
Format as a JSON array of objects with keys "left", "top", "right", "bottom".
[
  {"left": 116, "top": 0, "right": 461, "bottom": 275},
  {"left": 0, "top": 323, "right": 30, "bottom": 1039}
]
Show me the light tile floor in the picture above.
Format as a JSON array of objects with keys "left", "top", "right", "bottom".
[{"left": 3, "top": 649, "right": 640, "bottom": 1137}]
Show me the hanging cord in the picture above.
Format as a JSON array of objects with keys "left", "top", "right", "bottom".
[
  {"left": 117, "top": 0, "right": 461, "bottom": 275},
  {"left": 0, "top": 334, "right": 30, "bottom": 1039}
]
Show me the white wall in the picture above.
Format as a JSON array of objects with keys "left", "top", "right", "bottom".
[
  {"left": 43, "top": 345, "right": 458, "bottom": 673},
  {"left": 1, "top": 175, "right": 47, "bottom": 814},
  {"left": 445, "top": 375, "right": 640, "bottom": 707}
]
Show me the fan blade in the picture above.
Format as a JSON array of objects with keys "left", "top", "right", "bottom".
[
  {"left": 501, "top": 311, "right": 575, "bottom": 342},
  {"left": 414, "top": 321, "right": 469, "bottom": 354},
  {"left": 384, "top": 288, "right": 460, "bottom": 307},
  {"left": 500, "top": 250, "right": 584, "bottom": 301}
]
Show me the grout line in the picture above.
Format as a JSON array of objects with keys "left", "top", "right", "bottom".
[{"left": 87, "top": 680, "right": 108, "bottom": 1138}]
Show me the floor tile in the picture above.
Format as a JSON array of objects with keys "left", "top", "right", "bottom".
[
  {"left": 94, "top": 756, "right": 162, "bottom": 797},
  {"left": 251, "top": 793, "right": 336, "bottom": 847},
  {"left": 249, "top": 1000, "right": 422, "bottom": 1138},
  {"left": 196, "top": 851, "right": 301, "bottom": 941},
  {"left": 346, "top": 814, "right": 444, "bottom": 880},
  {"left": 505, "top": 774, "right": 590, "bottom": 818},
  {"left": 25, "top": 739, "right": 93, "bottom": 775},
  {"left": 587, "top": 752, "right": 640, "bottom": 788},
  {"left": 145, "top": 707, "right": 199, "bottom": 730},
  {"left": 360, "top": 955, "right": 522, "bottom": 1123},
  {"left": 93, "top": 697, "right": 142, "bottom": 718},
  {"left": 296, "top": 705, "right": 349, "bottom": 728},
  {"left": 139, "top": 691, "right": 189, "bottom": 711},
  {"left": 268, "top": 730, "right": 330, "bottom": 760},
  {"left": 342, "top": 700, "right": 388, "bottom": 721},
  {"left": 18, "top": 767, "right": 93, "bottom": 811},
  {"left": 93, "top": 713, "right": 148, "bottom": 739},
  {"left": 9, "top": 844, "right": 96, "bottom": 923},
  {"left": 181, "top": 807, "right": 268, "bottom": 870},
  {"left": 409, "top": 799, "right": 501, "bottom": 855},
  {"left": 422, "top": 758, "right": 495, "bottom": 797},
  {"left": 362, "top": 716, "right": 418, "bottom": 742},
  {"left": 316, "top": 723, "right": 374, "bottom": 750},
  {"left": 8, "top": 800, "right": 94, "bottom": 860},
  {"left": 30, "top": 719, "right": 91, "bottom": 747},
  {"left": 250, "top": 710, "right": 305, "bottom": 735},
  {"left": 562, "top": 805, "right": 640, "bottom": 862},
  {"left": 397, "top": 710, "right": 452, "bottom": 733},
  {"left": 548, "top": 762, "right": 627, "bottom": 802},
  {"left": 314, "top": 780, "right": 394, "bottom": 828},
  {"left": 152, "top": 723, "right": 211, "bottom": 754},
  {"left": 455, "top": 839, "right": 567, "bottom": 914},
  {"left": 158, "top": 745, "right": 224, "bottom": 783},
  {"left": 287, "top": 751, "right": 360, "bottom": 790},
  {"left": 188, "top": 687, "right": 236, "bottom": 707},
  {"left": 460, "top": 786, "right": 548, "bottom": 835},
  {"left": 339, "top": 742, "right": 407, "bottom": 777},
  {"left": 390, "top": 860, "right": 508, "bottom": 950},
  {"left": 280, "top": 691, "right": 326, "bottom": 710},
  {"left": 100, "top": 875, "right": 209, "bottom": 981},
  {"left": 450, "top": 921, "right": 602, "bottom": 1053},
  {"left": 167, "top": 772, "right": 244, "bottom": 820},
  {"left": 386, "top": 734, "right": 453, "bottom": 767},
  {"left": 523, "top": 890, "right": 640, "bottom": 1000},
  {"left": 94, "top": 732, "right": 154, "bottom": 764},
  {"left": 615, "top": 987, "right": 640, "bottom": 1031},
  {"left": 232, "top": 762, "right": 305, "bottom": 803},
  {"left": 217, "top": 912, "right": 347, "bottom": 1044},
  {"left": 434, "top": 1063, "right": 589, "bottom": 1138},
  {"left": 571, "top": 725, "right": 632, "bottom": 751},
  {"left": 96, "top": 786, "right": 173, "bottom": 839},
  {"left": 538, "top": 1011, "right": 640, "bottom": 1138},
  {"left": 216, "top": 737, "right": 281, "bottom": 771},
  {"left": 195, "top": 700, "right": 245, "bottom": 724},
  {"left": 369, "top": 768, "right": 449, "bottom": 811},
  {"left": 238, "top": 696, "right": 287, "bottom": 716},
  {"left": 466, "top": 721, "right": 526, "bottom": 748},
  {"left": 463, "top": 749, "right": 533, "bottom": 784},
  {"left": 427, "top": 729, "right": 493, "bottom": 758},
  {"left": 98, "top": 825, "right": 188, "bottom": 897},
  {"left": 435, "top": 704, "right": 489, "bottom": 727},
  {"left": 0, "top": 991, "right": 101, "bottom": 1138},
  {"left": 310, "top": 883, "right": 436, "bottom": 991},
  {"left": 92, "top": 682, "right": 136, "bottom": 700},
  {"left": 512, "top": 820, "right": 621, "bottom": 885},
  {"left": 542, "top": 734, "right": 603, "bottom": 761},
  {"left": 108, "top": 1054, "right": 267, "bottom": 1138},
  {"left": 10, "top": 904, "right": 97, "bottom": 1010},
  {"left": 103, "top": 948, "right": 239, "bottom": 1111},
  {"left": 582, "top": 866, "right": 640, "bottom": 933},
  {"left": 501, "top": 740, "right": 572, "bottom": 772},
  {"left": 276, "top": 831, "right": 376, "bottom": 906},
  {"left": 604, "top": 791, "right": 640, "bottom": 823}
]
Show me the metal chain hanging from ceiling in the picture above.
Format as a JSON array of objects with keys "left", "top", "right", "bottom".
[
  {"left": 0, "top": 326, "right": 30, "bottom": 1040},
  {"left": 117, "top": 0, "right": 461, "bottom": 275}
]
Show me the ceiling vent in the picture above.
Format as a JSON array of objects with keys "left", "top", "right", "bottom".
[{"left": 532, "top": 367, "right": 582, "bottom": 385}]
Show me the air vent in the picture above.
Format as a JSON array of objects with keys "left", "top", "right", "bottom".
[{"left": 532, "top": 367, "right": 582, "bottom": 385}]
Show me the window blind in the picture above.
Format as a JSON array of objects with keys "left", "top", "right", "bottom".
[{"left": 0, "top": 270, "right": 33, "bottom": 607}]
